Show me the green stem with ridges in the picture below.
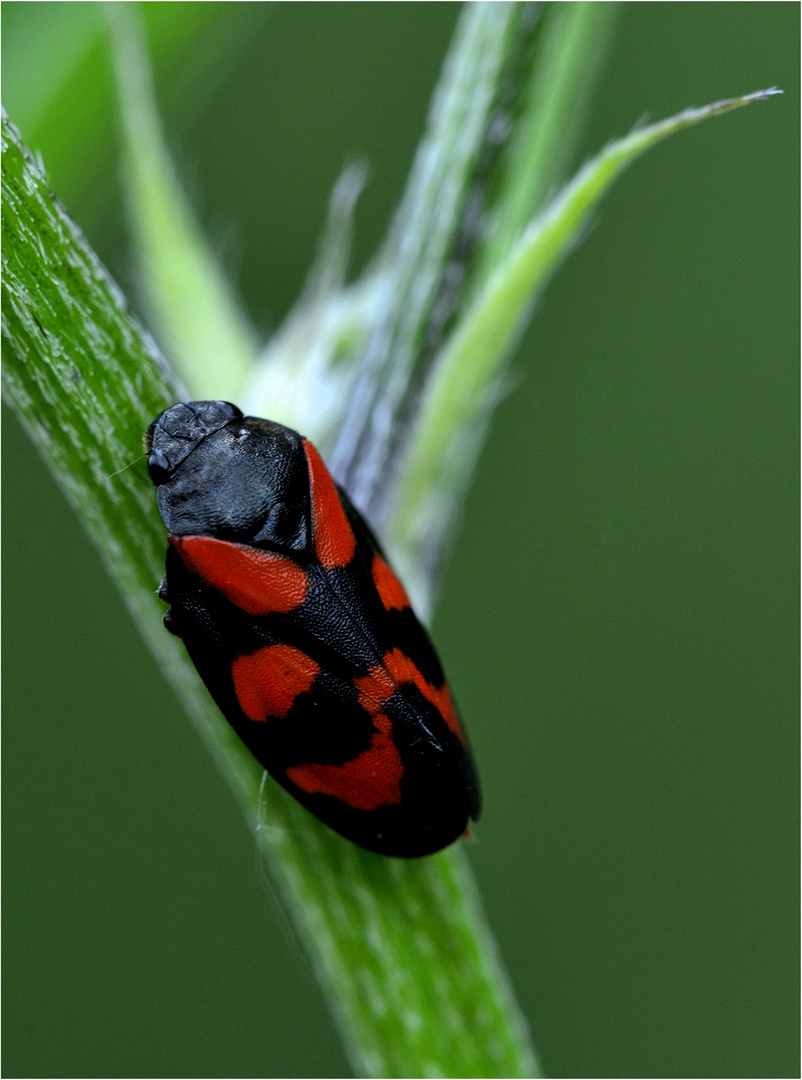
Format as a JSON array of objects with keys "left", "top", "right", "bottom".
[{"left": 2, "top": 110, "right": 538, "bottom": 1080}]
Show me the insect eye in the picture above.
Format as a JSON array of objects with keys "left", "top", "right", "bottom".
[{"left": 147, "top": 450, "right": 171, "bottom": 485}]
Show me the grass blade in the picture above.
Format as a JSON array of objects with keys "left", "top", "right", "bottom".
[
  {"left": 474, "top": 0, "right": 620, "bottom": 282},
  {"left": 392, "top": 89, "right": 781, "bottom": 597},
  {"left": 105, "top": 1, "right": 258, "bottom": 401}
]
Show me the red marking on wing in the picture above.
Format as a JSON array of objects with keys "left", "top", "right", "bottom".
[
  {"left": 284, "top": 642, "right": 465, "bottom": 811},
  {"left": 171, "top": 535, "right": 307, "bottom": 615},
  {"left": 302, "top": 439, "right": 356, "bottom": 570},
  {"left": 232, "top": 644, "right": 319, "bottom": 722},
  {"left": 371, "top": 553, "right": 411, "bottom": 612},
  {"left": 356, "top": 648, "right": 464, "bottom": 741},
  {"left": 353, "top": 663, "right": 396, "bottom": 706},
  {"left": 287, "top": 713, "right": 403, "bottom": 810}
]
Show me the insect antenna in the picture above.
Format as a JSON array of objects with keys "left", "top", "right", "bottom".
[{"left": 107, "top": 452, "right": 147, "bottom": 479}]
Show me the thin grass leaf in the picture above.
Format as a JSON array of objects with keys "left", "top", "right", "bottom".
[
  {"left": 391, "top": 89, "right": 781, "bottom": 601},
  {"left": 474, "top": 0, "right": 620, "bottom": 283},
  {"left": 105, "top": 1, "right": 258, "bottom": 401},
  {"left": 2, "top": 110, "right": 538, "bottom": 1080}
]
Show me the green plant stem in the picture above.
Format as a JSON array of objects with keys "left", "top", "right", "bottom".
[
  {"left": 2, "top": 112, "right": 538, "bottom": 1080},
  {"left": 329, "top": 1, "right": 537, "bottom": 513}
]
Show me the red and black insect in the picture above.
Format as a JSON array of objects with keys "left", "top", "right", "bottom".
[{"left": 146, "top": 401, "right": 480, "bottom": 857}]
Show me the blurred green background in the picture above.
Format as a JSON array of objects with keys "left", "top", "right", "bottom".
[{"left": 3, "top": 4, "right": 798, "bottom": 1077}]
